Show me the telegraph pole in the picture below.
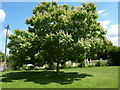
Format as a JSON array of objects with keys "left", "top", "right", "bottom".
[{"left": 4, "top": 25, "right": 10, "bottom": 64}]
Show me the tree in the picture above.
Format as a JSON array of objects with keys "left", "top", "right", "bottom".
[
  {"left": 25, "top": 2, "right": 106, "bottom": 74},
  {"left": 0, "top": 51, "right": 4, "bottom": 62},
  {"left": 8, "top": 2, "right": 106, "bottom": 74},
  {"left": 109, "top": 46, "right": 120, "bottom": 66}
]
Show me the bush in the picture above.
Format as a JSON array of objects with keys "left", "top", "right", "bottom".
[
  {"left": 61, "top": 62, "right": 66, "bottom": 69},
  {"left": 100, "top": 60, "right": 108, "bottom": 66},
  {"left": 45, "top": 63, "right": 56, "bottom": 70},
  {"left": 23, "top": 64, "right": 29, "bottom": 70},
  {"left": 78, "top": 61, "right": 85, "bottom": 68},
  {"left": 61, "top": 61, "right": 78, "bottom": 68},
  {"left": 87, "top": 64, "right": 95, "bottom": 67},
  {"left": 95, "top": 61, "right": 100, "bottom": 67},
  {"left": 109, "top": 46, "right": 120, "bottom": 66},
  {"left": 95, "top": 60, "right": 108, "bottom": 67},
  {"left": 19, "top": 64, "right": 35, "bottom": 70},
  {"left": 61, "top": 61, "right": 72, "bottom": 68},
  {"left": 45, "top": 65, "right": 55, "bottom": 70}
]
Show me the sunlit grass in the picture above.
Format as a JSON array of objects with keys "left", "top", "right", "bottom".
[{"left": 1, "top": 66, "right": 118, "bottom": 88}]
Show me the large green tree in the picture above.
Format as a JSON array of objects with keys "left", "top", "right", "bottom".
[
  {"left": 25, "top": 2, "right": 106, "bottom": 74},
  {"left": 8, "top": 2, "right": 107, "bottom": 74}
]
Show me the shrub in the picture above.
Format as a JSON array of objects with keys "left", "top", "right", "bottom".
[
  {"left": 109, "top": 46, "right": 120, "bottom": 66},
  {"left": 100, "top": 60, "right": 108, "bottom": 66},
  {"left": 87, "top": 64, "right": 95, "bottom": 67},
  {"left": 21, "top": 64, "right": 28, "bottom": 70},
  {"left": 61, "top": 61, "right": 78, "bottom": 68},
  {"left": 95, "top": 61, "right": 100, "bottom": 67},
  {"left": 61, "top": 62, "right": 66, "bottom": 69},
  {"left": 95, "top": 60, "right": 108, "bottom": 66},
  {"left": 62, "top": 61, "right": 72, "bottom": 68},
  {"left": 19, "top": 64, "right": 35, "bottom": 70},
  {"left": 78, "top": 61, "right": 85, "bottom": 68},
  {"left": 34, "top": 66, "right": 40, "bottom": 70},
  {"left": 45, "top": 65, "right": 55, "bottom": 70}
]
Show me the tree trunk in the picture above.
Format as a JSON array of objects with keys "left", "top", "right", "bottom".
[
  {"left": 57, "top": 61, "right": 59, "bottom": 74},
  {"left": 56, "top": 56, "right": 60, "bottom": 75}
]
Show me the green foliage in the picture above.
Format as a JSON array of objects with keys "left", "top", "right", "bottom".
[
  {"left": 95, "top": 60, "right": 108, "bottom": 67},
  {"left": 20, "top": 65, "right": 28, "bottom": 70},
  {"left": 8, "top": 30, "right": 42, "bottom": 69},
  {"left": 95, "top": 61, "right": 100, "bottom": 67},
  {"left": 0, "top": 51, "right": 4, "bottom": 62},
  {"left": 19, "top": 64, "right": 35, "bottom": 70},
  {"left": 45, "top": 63, "right": 56, "bottom": 70},
  {"left": 78, "top": 61, "right": 85, "bottom": 68},
  {"left": 108, "top": 46, "right": 120, "bottom": 66},
  {"left": 87, "top": 64, "right": 95, "bottom": 67},
  {"left": 8, "top": 2, "right": 108, "bottom": 72},
  {"left": 84, "top": 37, "right": 113, "bottom": 60}
]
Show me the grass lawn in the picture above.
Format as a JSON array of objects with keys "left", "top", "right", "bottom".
[{"left": 0, "top": 66, "right": 118, "bottom": 88}]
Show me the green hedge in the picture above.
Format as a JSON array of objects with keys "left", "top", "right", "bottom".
[{"left": 109, "top": 47, "right": 120, "bottom": 66}]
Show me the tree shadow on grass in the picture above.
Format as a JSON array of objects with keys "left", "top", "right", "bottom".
[{"left": 2, "top": 71, "right": 93, "bottom": 85}]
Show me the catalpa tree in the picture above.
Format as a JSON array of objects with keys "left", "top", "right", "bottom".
[{"left": 8, "top": 2, "right": 106, "bottom": 74}]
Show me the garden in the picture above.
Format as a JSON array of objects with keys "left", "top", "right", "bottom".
[{"left": 0, "top": 1, "right": 120, "bottom": 89}]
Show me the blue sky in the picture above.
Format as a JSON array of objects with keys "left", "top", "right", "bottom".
[{"left": 0, "top": 1, "right": 119, "bottom": 54}]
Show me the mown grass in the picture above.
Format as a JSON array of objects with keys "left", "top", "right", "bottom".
[{"left": 0, "top": 66, "right": 118, "bottom": 88}]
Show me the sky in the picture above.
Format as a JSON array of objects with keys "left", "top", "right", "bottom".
[{"left": 0, "top": 1, "right": 119, "bottom": 55}]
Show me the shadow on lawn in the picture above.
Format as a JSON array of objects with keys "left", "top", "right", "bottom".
[{"left": 2, "top": 71, "right": 93, "bottom": 85}]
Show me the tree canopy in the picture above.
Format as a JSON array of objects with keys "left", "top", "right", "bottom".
[{"left": 8, "top": 2, "right": 112, "bottom": 74}]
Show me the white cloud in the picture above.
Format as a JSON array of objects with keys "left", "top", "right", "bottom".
[
  {"left": 107, "top": 36, "right": 118, "bottom": 46},
  {"left": 0, "top": 9, "right": 6, "bottom": 22},
  {"left": 106, "top": 24, "right": 118, "bottom": 37},
  {"left": 102, "top": 12, "right": 109, "bottom": 17},
  {"left": 97, "top": 9, "right": 105, "bottom": 14},
  {"left": 105, "top": 24, "right": 119, "bottom": 46},
  {"left": 97, "top": 9, "right": 109, "bottom": 17},
  {"left": 1, "top": 29, "right": 12, "bottom": 36},
  {"left": 100, "top": 20, "right": 111, "bottom": 30}
]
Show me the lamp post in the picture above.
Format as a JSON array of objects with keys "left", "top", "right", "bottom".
[{"left": 4, "top": 25, "right": 10, "bottom": 64}]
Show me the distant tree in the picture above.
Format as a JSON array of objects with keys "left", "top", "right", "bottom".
[
  {"left": 0, "top": 51, "right": 4, "bottom": 62},
  {"left": 109, "top": 46, "right": 120, "bottom": 66},
  {"left": 96, "top": 37, "right": 113, "bottom": 60}
]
